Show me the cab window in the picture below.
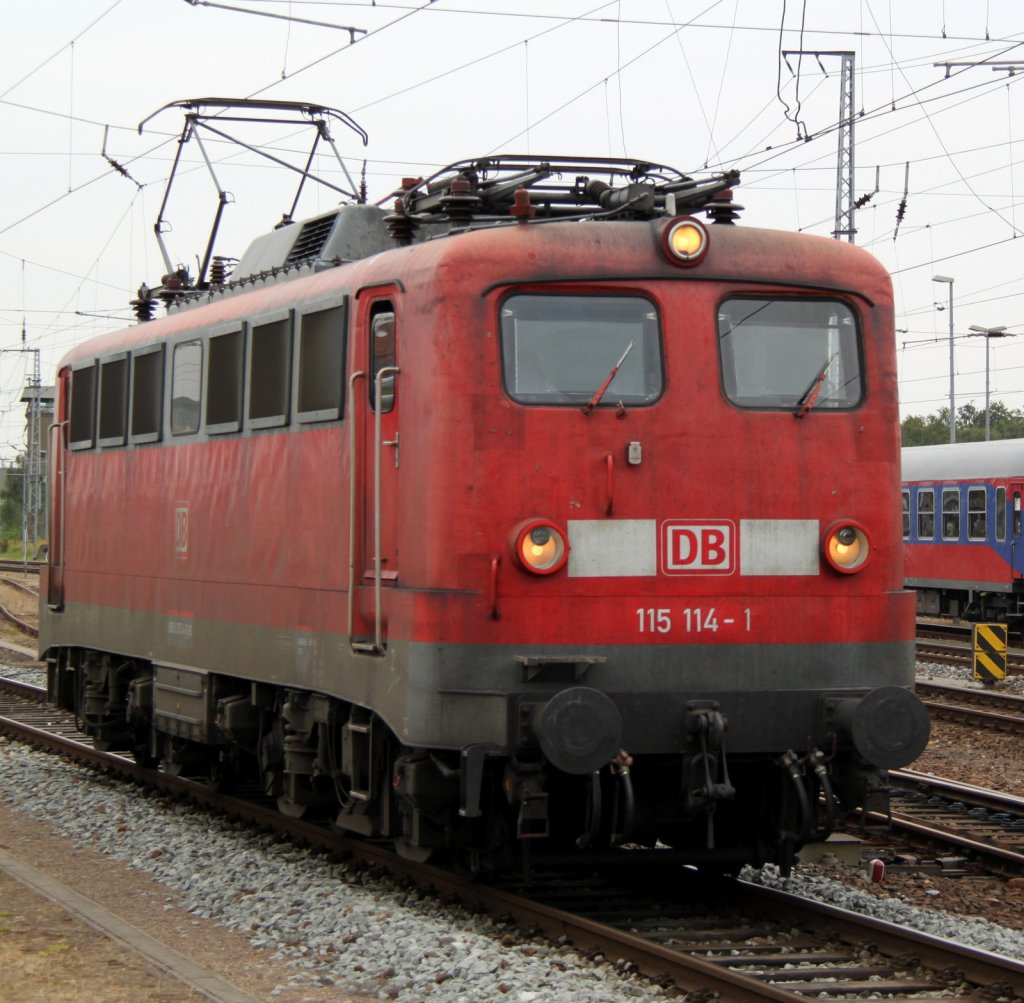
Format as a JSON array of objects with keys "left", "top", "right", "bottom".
[
  {"left": 500, "top": 294, "right": 662, "bottom": 407},
  {"left": 369, "top": 306, "right": 396, "bottom": 414},
  {"left": 718, "top": 297, "right": 862, "bottom": 411}
]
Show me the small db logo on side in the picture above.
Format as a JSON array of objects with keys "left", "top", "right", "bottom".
[
  {"left": 661, "top": 521, "right": 735, "bottom": 575},
  {"left": 175, "top": 505, "right": 189, "bottom": 556}
]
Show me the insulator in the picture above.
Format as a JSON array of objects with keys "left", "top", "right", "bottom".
[
  {"left": 895, "top": 198, "right": 907, "bottom": 224},
  {"left": 440, "top": 176, "right": 481, "bottom": 224},
  {"left": 384, "top": 198, "right": 419, "bottom": 246},
  {"left": 209, "top": 256, "right": 233, "bottom": 286},
  {"left": 853, "top": 192, "right": 875, "bottom": 209},
  {"left": 130, "top": 283, "right": 157, "bottom": 323},
  {"left": 509, "top": 187, "right": 536, "bottom": 222},
  {"left": 704, "top": 190, "right": 744, "bottom": 225}
]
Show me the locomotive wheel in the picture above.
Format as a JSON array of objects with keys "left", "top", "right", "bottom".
[
  {"left": 277, "top": 796, "right": 309, "bottom": 819},
  {"left": 132, "top": 745, "right": 159, "bottom": 770},
  {"left": 394, "top": 839, "right": 434, "bottom": 863}
]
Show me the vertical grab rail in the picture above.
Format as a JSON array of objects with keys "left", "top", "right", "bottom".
[
  {"left": 347, "top": 371, "right": 366, "bottom": 647},
  {"left": 605, "top": 453, "right": 615, "bottom": 517},
  {"left": 373, "top": 366, "right": 400, "bottom": 653}
]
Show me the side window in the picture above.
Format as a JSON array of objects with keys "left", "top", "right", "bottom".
[
  {"left": 130, "top": 346, "right": 164, "bottom": 443},
  {"left": 370, "top": 306, "right": 396, "bottom": 414},
  {"left": 901, "top": 490, "right": 910, "bottom": 540},
  {"left": 69, "top": 362, "right": 97, "bottom": 450},
  {"left": 917, "top": 489, "right": 934, "bottom": 540},
  {"left": 942, "top": 487, "right": 960, "bottom": 540},
  {"left": 968, "top": 487, "right": 987, "bottom": 541},
  {"left": 996, "top": 486, "right": 1007, "bottom": 543},
  {"left": 249, "top": 312, "right": 292, "bottom": 428},
  {"left": 206, "top": 325, "right": 245, "bottom": 433},
  {"left": 297, "top": 299, "right": 346, "bottom": 423},
  {"left": 98, "top": 354, "right": 128, "bottom": 447},
  {"left": 171, "top": 340, "right": 202, "bottom": 435}
]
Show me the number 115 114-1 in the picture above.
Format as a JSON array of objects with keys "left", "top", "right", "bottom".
[{"left": 636, "top": 607, "right": 752, "bottom": 634}]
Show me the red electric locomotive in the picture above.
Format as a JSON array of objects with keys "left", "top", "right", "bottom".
[{"left": 40, "top": 107, "right": 928, "bottom": 874}]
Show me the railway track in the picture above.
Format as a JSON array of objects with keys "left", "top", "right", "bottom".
[
  {"left": 917, "top": 679, "right": 1024, "bottom": 733},
  {"left": 879, "top": 769, "right": 1024, "bottom": 869},
  {"left": 0, "top": 559, "right": 42, "bottom": 576},
  {"left": 917, "top": 639, "right": 1024, "bottom": 674},
  {"left": 2, "top": 675, "right": 1023, "bottom": 1001}
]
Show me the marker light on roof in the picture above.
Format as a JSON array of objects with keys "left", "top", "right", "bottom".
[{"left": 662, "top": 217, "right": 709, "bottom": 266}]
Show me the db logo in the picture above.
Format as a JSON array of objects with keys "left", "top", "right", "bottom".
[
  {"left": 660, "top": 520, "right": 735, "bottom": 575},
  {"left": 175, "top": 505, "right": 189, "bottom": 556}
]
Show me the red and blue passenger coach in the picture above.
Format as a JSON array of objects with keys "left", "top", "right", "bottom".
[
  {"left": 41, "top": 154, "right": 928, "bottom": 873},
  {"left": 903, "top": 439, "right": 1024, "bottom": 625}
]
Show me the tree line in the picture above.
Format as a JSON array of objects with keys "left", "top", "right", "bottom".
[{"left": 901, "top": 401, "right": 1024, "bottom": 445}]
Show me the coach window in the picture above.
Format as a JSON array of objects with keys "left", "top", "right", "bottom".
[
  {"left": 718, "top": 298, "right": 862, "bottom": 411},
  {"left": 996, "top": 486, "right": 1007, "bottom": 542},
  {"left": 901, "top": 490, "right": 910, "bottom": 540},
  {"left": 917, "top": 489, "right": 934, "bottom": 540},
  {"left": 297, "top": 299, "right": 346, "bottom": 423},
  {"left": 249, "top": 311, "right": 292, "bottom": 428},
  {"left": 942, "top": 487, "right": 961, "bottom": 540},
  {"left": 98, "top": 353, "right": 128, "bottom": 447},
  {"left": 69, "top": 362, "right": 97, "bottom": 450},
  {"left": 370, "top": 305, "right": 396, "bottom": 413},
  {"left": 171, "top": 340, "right": 202, "bottom": 435},
  {"left": 130, "top": 345, "right": 164, "bottom": 443},
  {"left": 206, "top": 324, "right": 245, "bottom": 434},
  {"left": 500, "top": 295, "right": 662, "bottom": 406},
  {"left": 968, "top": 487, "right": 987, "bottom": 540}
]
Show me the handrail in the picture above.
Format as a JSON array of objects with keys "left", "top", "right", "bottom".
[
  {"left": 372, "top": 367, "right": 400, "bottom": 653},
  {"left": 346, "top": 371, "right": 365, "bottom": 646}
]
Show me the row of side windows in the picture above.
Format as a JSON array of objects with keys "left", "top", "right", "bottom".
[
  {"left": 68, "top": 298, "right": 347, "bottom": 450},
  {"left": 902, "top": 485, "right": 1007, "bottom": 543}
]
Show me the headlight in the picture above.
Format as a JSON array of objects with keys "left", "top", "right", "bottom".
[
  {"left": 514, "top": 520, "right": 569, "bottom": 575},
  {"left": 823, "top": 521, "right": 871, "bottom": 573},
  {"left": 662, "top": 217, "right": 709, "bottom": 266}
]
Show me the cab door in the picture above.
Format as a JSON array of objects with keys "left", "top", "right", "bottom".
[
  {"left": 46, "top": 370, "right": 71, "bottom": 609},
  {"left": 348, "top": 292, "right": 400, "bottom": 652}
]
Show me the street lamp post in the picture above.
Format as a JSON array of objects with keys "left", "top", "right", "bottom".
[
  {"left": 968, "top": 324, "right": 1014, "bottom": 440},
  {"left": 933, "top": 275, "right": 955, "bottom": 443}
]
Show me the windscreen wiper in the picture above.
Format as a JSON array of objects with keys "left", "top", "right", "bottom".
[
  {"left": 794, "top": 353, "right": 837, "bottom": 419},
  {"left": 582, "top": 341, "right": 634, "bottom": 416}
]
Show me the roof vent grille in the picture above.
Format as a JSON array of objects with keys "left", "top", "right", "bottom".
[{"left": 284, "top": 213, "right": 339, "bottom": 265}]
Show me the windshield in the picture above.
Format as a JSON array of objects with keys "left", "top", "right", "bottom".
[
  {"left": 501, "top": 294, "right": 663, "bottom": 407},
  {"left": 718, "top": 297, "right": 862, "bottom": 411}
]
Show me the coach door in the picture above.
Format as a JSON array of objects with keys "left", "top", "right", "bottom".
[
  {"left": 1012, "top": 482, "right": 1024, "bottom": 579},
  {"left": 348, "top": 293, "right": 401, "bottom": 653}
]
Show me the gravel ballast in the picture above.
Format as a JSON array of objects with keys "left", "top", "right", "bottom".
[{"left": 3, "top": 660, "right": 1024, "bottom": 1001}]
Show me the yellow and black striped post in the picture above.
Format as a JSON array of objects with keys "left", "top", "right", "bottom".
[{"left": 972, "top": 623, "right": 1008, "bottom": 685}]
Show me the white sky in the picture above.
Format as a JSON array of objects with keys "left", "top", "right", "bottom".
[{"left": 2, "top": 0, "right": 1023, "bottom": 460}]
